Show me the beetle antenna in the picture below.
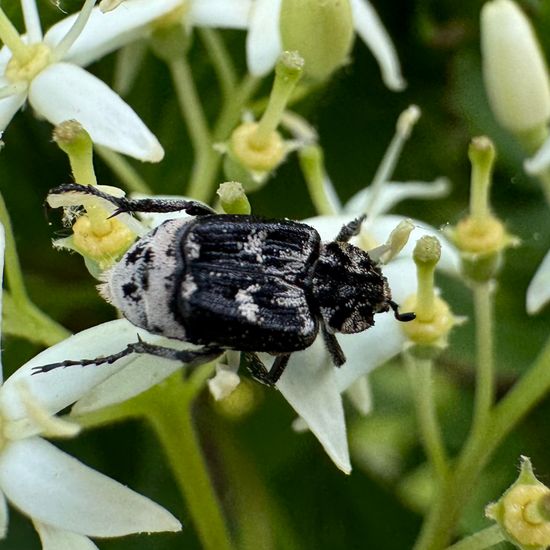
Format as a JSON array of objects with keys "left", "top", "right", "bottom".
[{"left": 388, "top": 300, "right": 416, "bottom": 322}]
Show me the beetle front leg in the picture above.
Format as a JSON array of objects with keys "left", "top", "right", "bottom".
[
  {"left": 243, "top": 352, "right": 291, "bottom": 386},
  {"left": 32, "top": 339, "right": 223, "bottom": 374},
  {"left": 335, "top": 214, "right": 366, "bottom": 243},
  {"left": 47, "top": 183, "right": 216, "bottom": 217}
]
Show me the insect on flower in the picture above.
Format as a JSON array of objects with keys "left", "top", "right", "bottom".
[{"left": 34, "top": 184, "right": 415, "bottom": 385}]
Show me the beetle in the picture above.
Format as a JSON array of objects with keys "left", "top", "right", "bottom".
[{"left": 34, "top": 184, "right": 415, "bottom": 385}]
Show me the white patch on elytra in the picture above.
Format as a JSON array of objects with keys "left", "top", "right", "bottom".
[
  {"left": 186, "top": 235, "right": 201, "bottom": 259},
  {"left": 235, "top": 284, "right": 260, "bottom": 322},
  {"left": 243, "top": 231, "right": 266, "bottom": 263},
  {"left": 181, "top": 274, "right": 198, "bottom": 298}
]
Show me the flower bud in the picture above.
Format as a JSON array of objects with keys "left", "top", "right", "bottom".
[
  {"left": 449, "top": 137, "right": 519, "bottom": 281},
  {"left": 280, "top": 0, "right": 354, "bottom": 81},
  {"left": 481, "top": 0, "right": 550, "bottom": 146},
  {"left": 217, "top": 181, "right": 251, "bottom": 215},
  {"left": 486, "top": 456, "right": 550, "bottom": 549},
  {"left": 401, "top": 237, "right": 458, "bottom": 350}
]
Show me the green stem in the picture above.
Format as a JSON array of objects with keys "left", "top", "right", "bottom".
[
  {"left": 169, "top": 56, "right": 217, "bottom": 200},
  {"left": 298, "top": 145, "right": 338, "bottom": 216},
  {"left": 405, "top": 353, "right": 448, "bottom": 481},
  {"left": 0, "top": 192, "right": 29, "bottom": 304},
  {"left": 445, "top": 525, "right": 505, "bottom": 550},
  {"left": 186, "top": 74, "right": 261, "bottom": 202},
  {"left": 414, "top": 337, "right": 550, "bottom": 549},
  {"left": 147, "top": 373, "right": 235, "bottom": 550},
  {"left": 0, "top": 194, "right": 71, "bottom": 345},
  {"left": 199, "top": 29, "right": 236, "bottom": 97},
  {"left": 96, "top": 146, "right": 152, "bottom": 194},
  {"left": 470, "top": 282, "right": 495, "bottom": 438}
]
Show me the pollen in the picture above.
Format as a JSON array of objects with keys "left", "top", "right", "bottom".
[{"left": 72, "top": 215, "right": 135, "bottom": 267}]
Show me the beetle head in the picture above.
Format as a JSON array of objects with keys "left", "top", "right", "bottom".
[{"left": 312, "top": 242, "right": 392, "bottom": 334}]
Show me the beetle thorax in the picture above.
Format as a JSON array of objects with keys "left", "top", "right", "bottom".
[{"left": 311, "top": 241, "right": 391, "bottom": 334}]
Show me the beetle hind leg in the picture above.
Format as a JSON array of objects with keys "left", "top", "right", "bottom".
[
  {"left": 32, "top": 338, "right": 223, "bottom": 374},
  {"left": 244, "top": 352, "right": 291, "bottom": 386}
]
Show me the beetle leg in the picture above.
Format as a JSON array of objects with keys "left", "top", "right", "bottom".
[
  {"left": 335, "top": 214, "right": 366, "bottom": 243},
  {"left": 32, "top": 339, "right": 223, "bottom": 374},
  {"left": 321, "top": 325, "right": 346, "bottom": 367},
  {"left": 48, "top": 183, "right": 216, "bottom": 217},
  {"left": 243, "top": 352, "right": 291, "bottom": 386}
]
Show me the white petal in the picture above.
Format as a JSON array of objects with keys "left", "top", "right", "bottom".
[
  {"left": 1, "top": 319, "right": 155, "bottom": 420},
  {"left": 349, "top": 0, "right": 406, "bottom": 91},
  {"left": 28, "top": 63, "right": 163, "bottom": 162},
  {"left": 246, "top": 0, "right": 282, "bottom": 75},
  {"left": 35, "top": 522, "right": 99, "bottom": 550},
  {"left": 189, "top": 0, "right": 252, "bottom": 29},
  {"left": 527, "top": 248, "right": 550, "bottom": 314},
  {"left": 0, "top": 92, "right": 27, "bottom": 134},
  {"left": 44, "top": 0, "right": 182, "bottom": 67},
  {"left": 304, "top": 214, "right": 460, "bottom": 276},
  {"left": 525, "top": 135, "right": 550, "bottom": 175},
  {"left": 275, "top": 338, "right": 351, "bottom": 474},
  {"left": 0, "top": 490, "right": 8, "bottom": 539},
  {"left": 344, "top": 178, "right": 451, "bottom": 219},
  {"left": 71, "top": 342, "right": 190, "bottom": 415},
  {"left": 0, "top": 224, "right": 4, "bottom": 384},
  {"left": 345, "top": 375, "right": 373, "bottom": 415},
  {"left": 0, "top": 438, "right": 182, "bottom": 536}
]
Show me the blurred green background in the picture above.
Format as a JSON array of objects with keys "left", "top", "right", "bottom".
[{"left": 1, "top": 0, "right": 549, "bottom": 548}]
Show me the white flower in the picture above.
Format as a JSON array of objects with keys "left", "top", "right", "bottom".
[
  {"left": 0, "top": 226, "right": 182, "bottom": 545},
  {"left": 527, "top": 248, "right": 550, "bottom": 314},
  {"left": 246, "top": 0, "right": 405, "bottom": 90},
  {"left": 0, "top": 0, "right": 185, "bottom": 161}
]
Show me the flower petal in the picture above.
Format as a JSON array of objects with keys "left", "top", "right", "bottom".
[
  {"left": 246, "top": 0, "right": 283, "bottom": 76},
  {"left": 189, "top": 0, "right": 252, "bottom": 29},
  {"left": 349, "top": 0, "right": 406, "bottom": 91},
  {"left": 344, "top": 177, "right": 451, "bottom": 219},
  {"left": 275, "top": 338, "right": 351, "bottom": 474},
  {"left": 28, "top": 63, "right": 163, "bottom": 162},
  {"left": 71, "top": 345, "right": 187, "bottom": 416},
  {"left": 0, "top": 92, "right": 27, "bottom": 134},
  {"left": 345, "top": 375, "right": 373, "bottom": 415},
  {"left": 524, "top": 135, "right": 550, "bottom": 175},
  {"left": 527, "top": 248, "right": 550, "bottom": 314},
  {"left": 35, "top": 522, "right": 99, "bottom": 550},
  {"left": 43, "top": 0, "right": 182, "bottom": 68},
  {"left": 304, "top": 214, "right": 460, "bottom": 276},
  {"left": 0, "top": 490, "right": 8, "bottom": 539},
  {"left": 0, "top": 437, "right": 181, "bottom": 536},
  {"left": 1, "top": 319, "right": 157, "bottom": 419}
]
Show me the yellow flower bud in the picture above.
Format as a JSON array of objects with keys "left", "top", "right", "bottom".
[
  {"left": 280, "top": 0, "right": 354, "bottom": 81},
  {"left": 217, "top": 181, "right": 251, "bottom": 215},
  {"left": 229, "top": 121, "right": 286, "bottom": 173},
  {"left": 487, "top": 456, "right": 550, "bottom": 549}
]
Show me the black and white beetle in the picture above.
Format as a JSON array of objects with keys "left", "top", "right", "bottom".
[{"left": 35, "top": 184, "right": 415, "bottom": 385}]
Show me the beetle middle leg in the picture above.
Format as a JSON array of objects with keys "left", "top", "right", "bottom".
[
  {"left": 321, "top": 325, "right": 346, "bottom": 367},
  {"left": 32, "top": 338, "right": 223, "bottom": 374},
  {"left": 243, "top": 352, "right": 291, "bottom": 386},
  {"left": 335, "top": 214, "right": 366, "bottom": 243}
]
